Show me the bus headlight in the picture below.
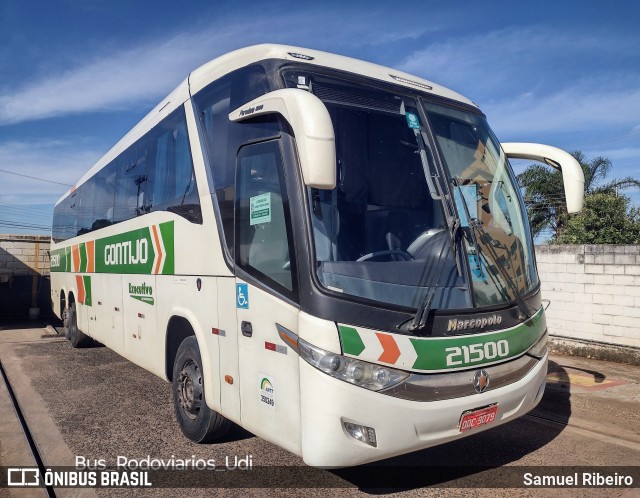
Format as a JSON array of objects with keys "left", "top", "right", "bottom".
[
  {"left": 298, "top": 337, "right": 409, "bottom": 391},
  {"left": 527, "top": 330, "right": 548, "bottom": 359}
]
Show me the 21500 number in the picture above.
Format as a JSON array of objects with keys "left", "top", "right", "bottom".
[{"left": 445, "top": 340, "right": 509, "bottom": 366}]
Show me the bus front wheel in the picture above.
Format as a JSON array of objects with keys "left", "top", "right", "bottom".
[{"left": 172, "top": 336, "right": 230, "bottom": 443}]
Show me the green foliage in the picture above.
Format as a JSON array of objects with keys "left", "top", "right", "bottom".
[
  {"left": 555, "top": 192, "right": 640, "bottom": 244},
  {"left": 517, "top": 151, "right": 640, "bottom": 241}
]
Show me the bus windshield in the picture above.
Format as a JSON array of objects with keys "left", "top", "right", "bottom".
[
  {"left": 423, "top": 101, "right": 538, "bottom": 309},
  {"left": 294, "top": 73, "right": 537, "bottom": 312}
]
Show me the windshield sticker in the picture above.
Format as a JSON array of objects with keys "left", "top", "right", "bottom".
[
  {"left": 469, "top": 254, "right": 487, "bottom": 279},
  {"left": 250, "top": 193, "right": 272, "bottom": 225},
  {"left": 405, "top": 112, "right": 420, "bottom": 129},
  {"left": 259, "top": 374, "right": 275, "bottom": 407},
  {"left": 454, "top": 186, "right": 478, "bottom": 227}
]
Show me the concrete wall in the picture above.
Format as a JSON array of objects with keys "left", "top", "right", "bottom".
[
  {"left": 0, "top": 234, "right": 51, "bottom": 320},
  {"left": 536, "top": 245, "right": 640, "bottom": 350},
  {"left": 0, "top": 234, "right": 50, "bottom": 277}
]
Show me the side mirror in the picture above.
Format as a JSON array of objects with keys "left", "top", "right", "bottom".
[
  {"left": 229, "top": 89, "right": 336, "bottom": 189},
  {"left": 502, "top": 142, "right": 585, "bottom": 213}
]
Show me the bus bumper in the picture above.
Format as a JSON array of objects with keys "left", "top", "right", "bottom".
[{"left": 299, "top": 352, "right": 547, "bottom": 467}]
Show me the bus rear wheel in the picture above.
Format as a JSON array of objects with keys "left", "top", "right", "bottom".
[
  {"left": 67, "top": 303, "right": 92, "bottom": 348},
  {"left": 172, "top": 336, "right": 230, "bottom": 443}
]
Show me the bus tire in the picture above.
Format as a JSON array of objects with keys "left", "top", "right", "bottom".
[
  {"left": 172, "top": 336, "right": 230, "bottom": 443},
  {"left": 63, "top": 306, "right": 71, "bottom": 339},
  {"left": 67, "top": 303, "right": 92, "bottom": 348}
]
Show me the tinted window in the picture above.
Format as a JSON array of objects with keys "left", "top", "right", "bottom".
[
  {"left": 75, "top": 182, "right": 94, "bottom": 236},
  {"left": 113, "top": 143, "right": 145, "bottom": 223},
  {"left": 193, "top": 65, "right": 277, "bottom": 256},
  {"left": 52, "top": 106, "right": 202, "bottom": 242},
  {"left": 92, "top": 161, "right": 116, "bottom": 231},
  {"left": 235, "top": 140, "right": 297, "bottom": 297},
  {"left": 53, "top": 194, "right": 75, "bottom": 242},
  {"left": 145, "top": 107, "right": 200, "bottom": 222}
]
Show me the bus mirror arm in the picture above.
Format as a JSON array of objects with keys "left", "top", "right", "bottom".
[
  {"left": 229, "top": 89, "right": 337, "bottom": 189},
  {"left": 502, "top": 142, "right": 585, "bottom": 214}
]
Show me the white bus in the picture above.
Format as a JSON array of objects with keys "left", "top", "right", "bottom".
[{"left": 50, "top": 44, "right": 584, "bottom": 467}]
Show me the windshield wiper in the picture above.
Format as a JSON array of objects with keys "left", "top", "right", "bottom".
[
  {"left": 471, "top": 221, "right": 535, "bottom": 319},
  {"left": 409, "top": 234, "right": 451, "bottom": 331},
  {"left": 407, "top": 127, "right": 466, "bottom": 331},
  {"left": 412, "top": 128, "right": 464, "bottom": 277},
  {"left": 452, "top": 179, "right": 535, "bottom": 320}
]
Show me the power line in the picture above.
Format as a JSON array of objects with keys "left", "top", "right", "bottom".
[
  {"left": 0, "top": 225, "right": 50, "bottom": 234},
  {"left": 0, "top": 202, "right": 53, "bottom": 214},
  {"left": 0, "top": 205, "right": 51, "bottom": 216},
  {"left": 0, "top": 219, "right": 51, "bottom": 230},
  {"left": 0, "top": 203, "right": 53, "bottom": 218},
  {"left": 0, "top": 207, "right": 52, "bottom": 221},
  {"left": 0, "top": 168, "right": 72, "bottom": 187}
]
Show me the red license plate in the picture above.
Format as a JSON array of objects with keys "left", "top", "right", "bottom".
[{"left": 458, "top": 404, "right": 499, "bottom": 432}]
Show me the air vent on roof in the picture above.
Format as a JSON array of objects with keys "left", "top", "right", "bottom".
[
  {"left": 288, "top": 52, "right": 314, "bottom": 60},
  {"left": 312, "top": 81, "right": 401, "bottom": 114},
  {"left": 390, "top": 75, "right": 432, "bottom": 91}
]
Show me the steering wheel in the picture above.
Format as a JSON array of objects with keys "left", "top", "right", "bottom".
[{"left": 356, "top": 249, "right": 414, "bottom": 262}]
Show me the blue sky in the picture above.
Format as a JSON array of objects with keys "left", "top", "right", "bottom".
[{"left": 1, "top": 0, "right": 639, "bottom": 235}]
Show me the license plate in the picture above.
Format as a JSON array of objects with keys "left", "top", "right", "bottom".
[{"left": 458, "top": 404, "right": 498, "bottom": 432}]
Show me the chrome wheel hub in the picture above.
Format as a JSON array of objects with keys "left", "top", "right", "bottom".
[{"left": 177, "top": 360, "right": 202, "bottom": 420}]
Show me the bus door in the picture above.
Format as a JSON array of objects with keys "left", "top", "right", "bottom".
[{"left": 233, "top": 139, "right": 302, "bottom": 453}]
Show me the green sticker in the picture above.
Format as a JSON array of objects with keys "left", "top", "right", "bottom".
[
  {"left": 250, "top": 193, "right": 271, "bottom": 226},
  {"left": 405, "top": 112, "right": 420, "bottom": 129},
  {"left": 129, "top": 282, "right": 154, "bottom": 305}
]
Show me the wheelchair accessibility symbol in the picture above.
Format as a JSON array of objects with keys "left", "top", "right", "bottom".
[{"left": 236, "top": 283, "right": 249, "bottom": 309}]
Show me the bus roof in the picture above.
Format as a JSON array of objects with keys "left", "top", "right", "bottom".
[{"left": 57, "top": 43, "right": 475, "bottom": 205}]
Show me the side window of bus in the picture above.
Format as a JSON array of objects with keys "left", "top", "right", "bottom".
[
  {"left": 53, "top": 194, "right": 76, "bottom": 242},
  {"left": 145, "top": 107, "right": 201, "bottom": 223},
  {"left": 194, "top": 65, "right": 276, "bottom": 256},
  {"left": 75, "top": 183, "right": 94, "bottom": 236},
  {"left": 235, "top": 140, "right": 297, "bottom": 298},
  {"left": 114, "top": 143, "right": 145, "bottom": 223},
  {"left": 92, "top": 162, "right": 116, "bottom": 231},
  {"left": 64, "top": 192, "right": 78, "bottom": 240}
]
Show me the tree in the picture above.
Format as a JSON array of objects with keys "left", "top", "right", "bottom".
[
  {"left": 555, "top": 191, "right": 640, "bottom": 244},
  {"left": 517, "top": 151, "right": 640, "bottom": 240}
]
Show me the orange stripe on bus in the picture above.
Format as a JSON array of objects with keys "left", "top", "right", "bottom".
[
  {"left": 152, "top": 225, "right": 163, "bottom": 274},
  {"left": 376, "top": 333, "right": 401, "bottom": 364},
  {"left": 75, "top": 275, "right": 85, "bottom": 304},
  {"left": 72, "top": 245, "right": 80, "bottom": 273},
  {"left": 86, "top": 240, "right": 95, "bottom": 273}
]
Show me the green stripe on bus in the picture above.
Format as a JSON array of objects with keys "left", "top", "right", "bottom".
[
  {"left": 409, "top": 309, "right": 546, "bottom": 371},
  {"left": 159, "top": 221, "right": 175, "bottom": 274},
  {"left": 339, "top": 325, "right": 366, "bottom": 356},
  {"left": 79, "top": 242, "right": 87, "bottom": 273},
  {"left": 131, "top": 295, "right": 154, "bottom": 305},
  {"left": 83, "top": 275, "right": 92, "bottom": 307},
  {"left": 51, "top": 221, "right": 174, "bottom": 275}
]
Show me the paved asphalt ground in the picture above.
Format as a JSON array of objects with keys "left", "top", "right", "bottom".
[{"left": 0, "top": 323, "right": 639, "bottom": 497}]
